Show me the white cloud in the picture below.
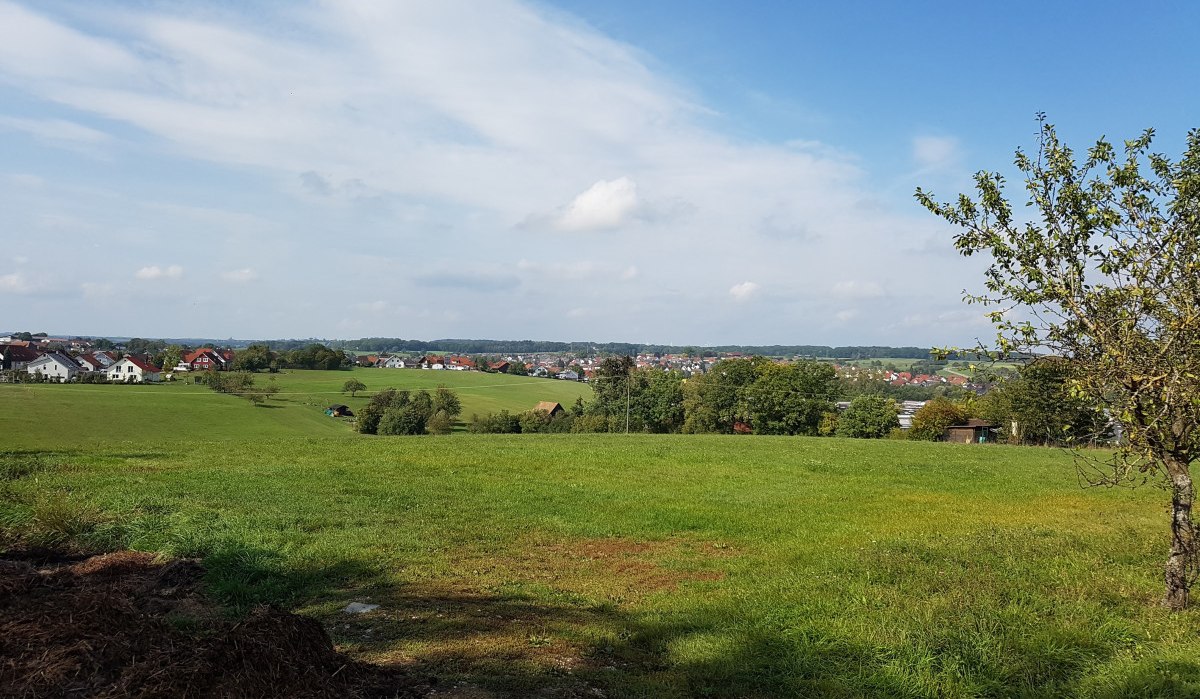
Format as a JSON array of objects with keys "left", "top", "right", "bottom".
[
  {"left": 552, "top": 177, "right": 640, "bottom": 232},
  {"left": 0, "top": 1, "right": 992, "bottom": 344},
  {"left": 912, "top": 135, "right": 962, "bottom": 172},
  {"left": 220, "top": 267, "right": 257, "bottom": 283},
  {"left": 729, "top": 281, "right": 761, "bottom": 302},
  {"left": 135, "top": 264, "right": 183, "bottom": 280},
  {"left": 834, "top": 309, "right": 859, "bottom": 322}
]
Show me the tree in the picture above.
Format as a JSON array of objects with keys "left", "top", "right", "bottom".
[
  {"left": 917, "top": 116, "right": 1200, "bottom": 609},
  {"left": 744, "top": 361, "right": 839, "bottom": 436},
  {"left": 908, "top": 397, "right": 970, "bottom": 442},
  {"left": 233, "top": 344, "right": 274, "bottom": 372},
  {"left": 982, "top": 359, "right": 1109, "bottom": 446},
  {"left": 838, "top": 395, "right": 899, "bottom": 439},
  {"left": 432, "top": 386, "right": 462, "bottom": 419},
  {"left": 342, "top": 378, "right": 366, "bottom": 397}
]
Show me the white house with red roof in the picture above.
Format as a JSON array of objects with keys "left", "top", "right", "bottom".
[
  {"left": 446, "top": 356, "right": 475, "bottom": 371},
  {"left": 106, "top": 356, "right": 163, "bottom": 383},
  {"left": 182, "top": 348, "right": 230, "bottom": 372}
]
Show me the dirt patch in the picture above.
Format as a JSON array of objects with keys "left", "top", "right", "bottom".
[
  {"left": 511, "top": 537, "right": 728, "bottom": 595},
  {"left": 0, "top": 550, "right": 428, "bottom": 698}
]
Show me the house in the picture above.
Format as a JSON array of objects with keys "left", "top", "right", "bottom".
[
  {"left": 0, "top": 344, "right": 41, "bottom": 371},
  {"left": 558, "top": 370, "right": 580, "bottom": 381},
  {"left": 419, "top": 355, "right": 446, "bottom": 370},
  {"left": 943, "top": 419, "right": 999, "bottom": 444},
  {"left": 25, "top": 352, "right": 80, "bottom": 382},
  {"left": 446, "top": 356, "right": 475, "bottom": 371},
  {"left": 532, "top": 401, "right": 565, "bottom": 417},
  {"left": 75, "top": 353, "right": 108, "bottom": 372},
  {"left": 490, "top": 361, "right": 511, "bottom": 373},
  {"left": 325, "top": 404, "right": 354, "bottom": 417},
  {"left": 106, "top": 356, "right": 163, "bottom": 383},
  {"left": 382, "top": 356, "right": 420, "bottom": 369},
  {"left": 183, "top": 349, "right": 230, "bottom": 372}
]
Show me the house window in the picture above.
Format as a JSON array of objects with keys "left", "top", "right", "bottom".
[{"left": 127, "top": 366, "right": 134, "bottom": 372}]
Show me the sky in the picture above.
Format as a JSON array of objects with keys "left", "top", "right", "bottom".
[{"left": 1, "top": 0, "right": 1197, "bottom": 346}]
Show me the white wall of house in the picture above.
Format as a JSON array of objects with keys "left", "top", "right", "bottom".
[
  {"left": 106, "top": 358, "right": 161, "bottom": 383},
  {"left": 26, "top": 355, "right": 78, "bottom": 382}
]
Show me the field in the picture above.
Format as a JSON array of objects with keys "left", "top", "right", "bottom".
[
  {"left": 0, "top": 368, "right": 591, "bottom": 449},
  {"left": 4, "top": 378, "right": 1200, "bottom": 697}
]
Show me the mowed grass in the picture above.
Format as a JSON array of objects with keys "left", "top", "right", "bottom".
[
  {"left": 3, "top": 433, "right": 1199, "bottom": 698},
  {"left": 0, "top": 368, "right": 591, "bottom": 449}
]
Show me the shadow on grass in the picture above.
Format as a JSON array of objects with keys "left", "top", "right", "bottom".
[{"left": 195, "top": 540, "right": 1200, "bottom": 699}]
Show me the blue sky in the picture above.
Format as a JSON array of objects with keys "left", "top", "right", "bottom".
[{"left": 1, "top": 1, "right": 1196, "bottom": 346}]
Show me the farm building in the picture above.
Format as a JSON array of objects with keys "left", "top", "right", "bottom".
[{"left": 325, "top": 405, "right": 354, "bottom": 417}]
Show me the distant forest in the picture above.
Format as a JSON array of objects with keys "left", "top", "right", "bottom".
[
  {"left": 18, "top": 332, "right": 978, "bottom": 360},
  {"left": 324, "top": 338, "right": 944, "bottom": 359}
]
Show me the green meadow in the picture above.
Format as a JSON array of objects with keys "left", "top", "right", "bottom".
[
  {"left": 0, "top": 367, "right": 590, "bottom": 449},
  {"left": 3, "top": 375, "right": 1200, "bottom": 697}
]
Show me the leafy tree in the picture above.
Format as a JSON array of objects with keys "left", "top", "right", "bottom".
[
  {"left": 432, "top": 386, "right": 462, "bottom": 419},
  {"left": 908, "top": 397, "right": 970, "bottom": 442},
  {"left": 917, "top": 116, "right": 1200, "bottom": 609},
  {"left": 378, "top": 404, "right": 428, "bottom": 435},
  {"left": 982, "top": 359, "right": 1109, "bottom": 446},
  {"left": 356, "top": 388, "right": 410, "bottom": 434},
  {"left": 509, "top": 361, "right": 528, "bottom": 376},
  {"left": 681, "top": 358, "right": 760, "bottom": 433},
  {"left": 342, "top": 378, "right": 366, "bottom": 397},
  {"left": 744, "top": 361, "right": 839, "bottom": 436},
  {"left": 837, "top": 395, "right": 899, "bottom": 439},
  {"left": 233, "top": 344, "right": 274, "bottom": 372},
  {"left": 427, "top": 409, "right": 454, "bottom": 435}
]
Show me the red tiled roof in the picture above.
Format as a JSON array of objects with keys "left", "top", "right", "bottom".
[{"left": 123, "top": 356, "right": 162, "bottom": 373}]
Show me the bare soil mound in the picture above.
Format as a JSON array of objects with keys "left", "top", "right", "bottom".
[{"left": 0, "top": 550, "right": 427, "bottom": 698}]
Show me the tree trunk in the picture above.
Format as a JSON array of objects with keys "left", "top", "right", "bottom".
[{"left": 1164, "top": 457, "right": 1195, "bottom": 611}]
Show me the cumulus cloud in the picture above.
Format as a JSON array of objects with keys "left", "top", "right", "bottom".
[
  {"left": 135, "top": 264, "right": 183, "bottom": 280},
  {"left": 729, "top": 281, "right": 761, "bottom": 302},
  {"left": 221, "top": 267, "right": 257, "bottom": 283},
  {"left": 553, "top": 177, "right": 640, "bottom": 232}
]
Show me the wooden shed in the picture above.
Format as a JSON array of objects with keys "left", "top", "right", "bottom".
[
  {"left": 533, "top": 401, "right": 565, "bottom": 418},
  {"left": 944, "top": 419, "right": 998, "bottom": 444}
]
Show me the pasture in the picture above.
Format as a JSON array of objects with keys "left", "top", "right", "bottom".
[
  {"left": 3, "top": 417, "right": 1200, "bottom": 696},
  {"left": 0, "top": 368, "right": 591, "bottom": 449}
]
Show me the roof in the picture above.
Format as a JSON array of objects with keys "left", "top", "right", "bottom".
[
  {"left": 119, "top": 356, "right": 162, "bottom": 373},
  {"left": 534, "top": 401, "right": 564, "bottom": 414},
  {"left": 29, "top": 351, "right": 78, "bottom": 368}
]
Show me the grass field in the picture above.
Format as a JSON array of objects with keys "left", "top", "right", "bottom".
[
  {"left": 4, "top": 422, "right": 1200, "bottom": 697},
  {"left": 0, "top": 368, "right": 591, "bottom": 449}
]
